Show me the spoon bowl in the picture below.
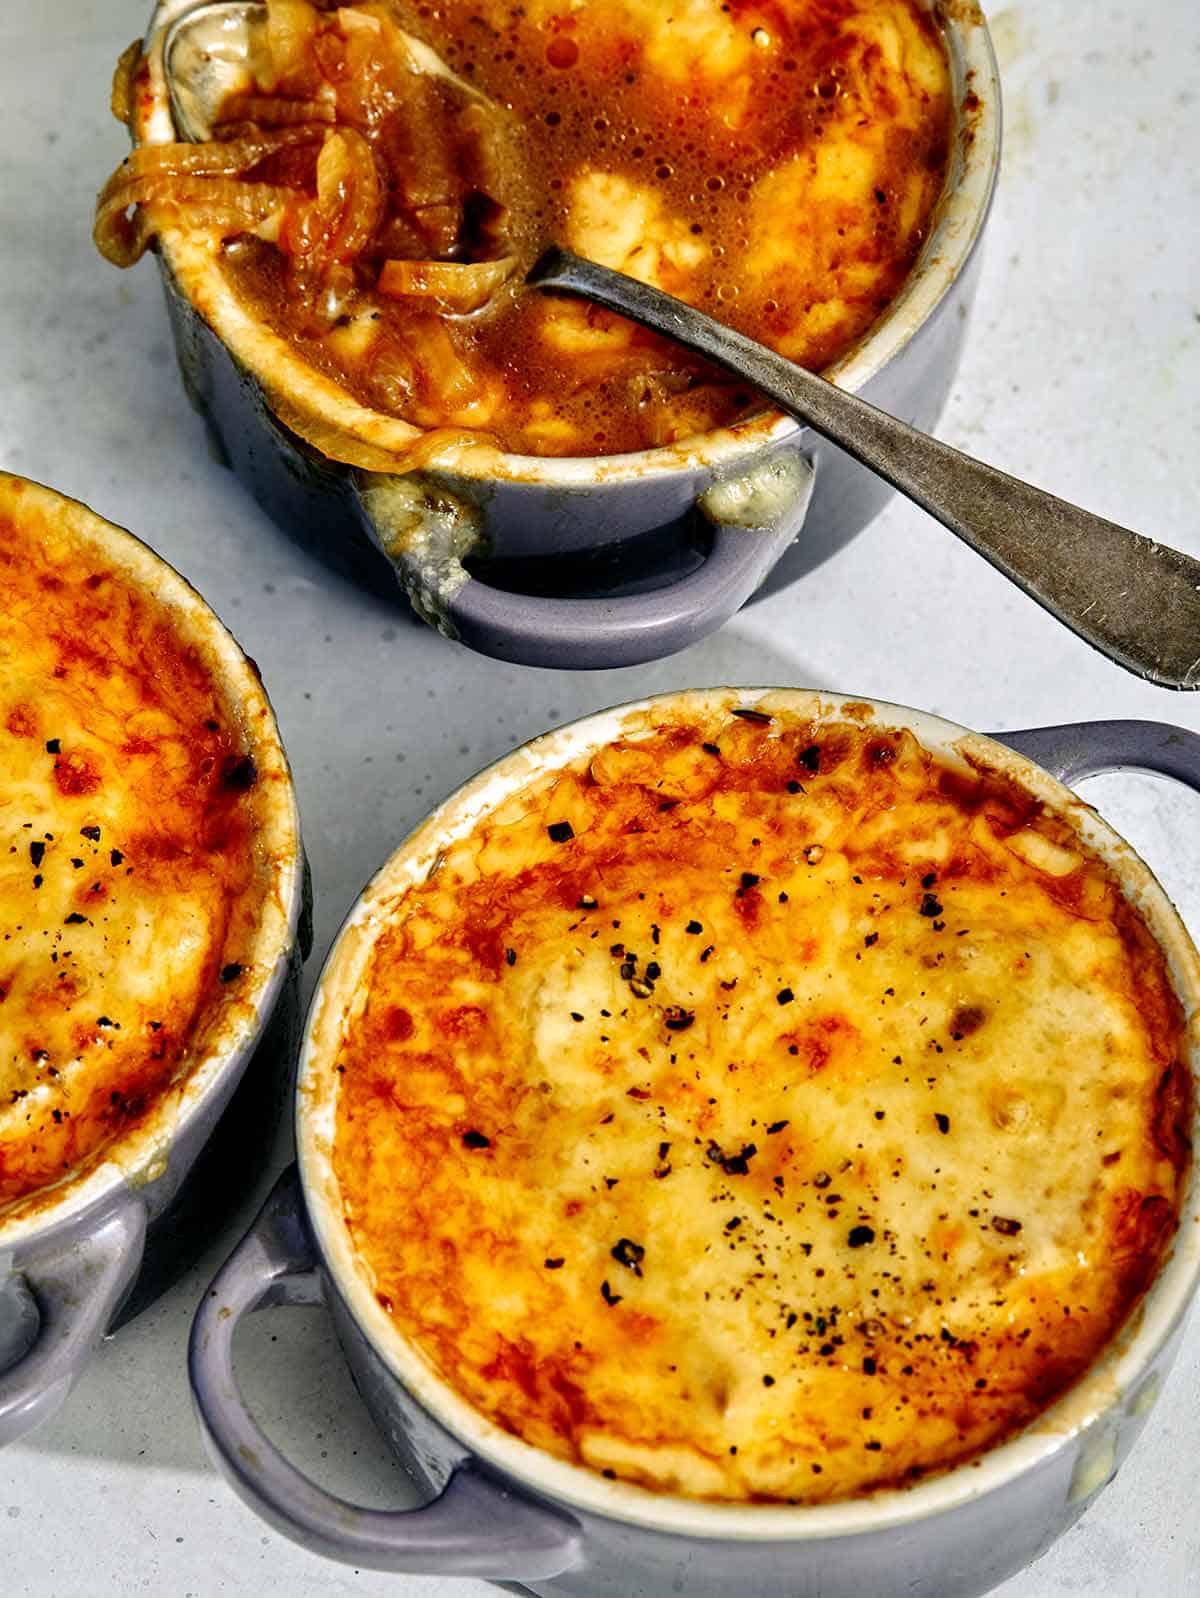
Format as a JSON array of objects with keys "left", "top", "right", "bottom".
[{"left": 164, "top": 0, "right": 488, "bottom": 142}]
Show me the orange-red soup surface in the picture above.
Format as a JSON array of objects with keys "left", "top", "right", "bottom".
[
  {"left": 329, "top": 705, "right": 1190, "bottom": 1503},
  {"left": 0, "top": 480, "right": 277, "bottom": 1212}
]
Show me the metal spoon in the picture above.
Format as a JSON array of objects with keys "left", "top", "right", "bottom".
[{"left": 529, "top": 247, "right": 1200, "bottom": 689}]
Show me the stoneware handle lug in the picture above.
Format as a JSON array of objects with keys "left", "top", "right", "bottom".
[
  {"left": 997, "top": 720, "right": 1200, "bottom": 792},
  {"left": 189, "top": 1167, "right": 583, "bottom": 1578},
  {"left": 355, "top": 455, "right": 815, "bottom": 670},
  {"left": 531, "top": 248, "right": 1200, "bottom": 689},
  {"left": 0, "top": 1195, "right": 147, "bottom": 1445}
]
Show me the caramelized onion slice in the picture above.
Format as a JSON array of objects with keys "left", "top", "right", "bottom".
[
  {"left": 215, "top": 93, "right": 336, "bottom": 128},
  {"left": 262, "top": 0, "right": 323, "bottom": 94},
  {"left": 313, "top": 127, "right": 382, "bottom": 262},
  {"left": 94, "top": 175, "right": 295, "bottom": 266},
  {"left": 281, "top": 128, "right": 382, "bottom": 269},
  {"left": 94, "top": 127, "right": 326, "bottom": 267},
  {"left": 377, "top": 256, "right": 518, "bottom": 313},
  {"left": 401, "top": 313, "right": 498, "bottom": 423},
  {"left": 334, "top": 3, "right": 420, "bottom": 130},
  {"left": 278, "top": 128, "right": 383, "bottom": 325},
  {"left": 111, "top": 39, "right": 142, "bottom": 127},
  {"left": 98, "top": 127, "right": 325, "bottom": 201}
]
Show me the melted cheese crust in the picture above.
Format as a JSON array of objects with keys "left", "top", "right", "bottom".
[
  {"left": 331, "top": 708, "right": 1189, "bottom": 1504},
  {"left": 0, "top": 483, "right": 279, "bottom": 1211}
]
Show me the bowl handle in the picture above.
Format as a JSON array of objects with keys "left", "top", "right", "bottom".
[
  {"left": 996, "top": 721, "right": 1200, "bottom": 792},
  {"left": 188, "top": 1167, "right": 583, "bottom": 1578},
  {"left": 0, "top": 1194, "right": 147, "bottom": 1445},
  {"left": 355, "top": 453, "right": 815, "bottom": 669}
]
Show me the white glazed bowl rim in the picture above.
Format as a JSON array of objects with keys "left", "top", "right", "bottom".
[
  {"left": 138, "top": 0, "right": 1000, "bottom": 484},
  {"left": 296, "top": 687, "right": 1200, "bottom": 1541}
]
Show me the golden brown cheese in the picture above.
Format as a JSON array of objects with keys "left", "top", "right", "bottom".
[
  {"left": 0, "top": 484, "right": 277, "bottom": 1211},
  {"left": 99, "top": 0, "right": 951, "bottom": 457},
  {"left": 331, "top": 707, "right": 1190, "bottom": 1504}
]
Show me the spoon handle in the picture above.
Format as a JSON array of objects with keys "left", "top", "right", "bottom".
[{"left": 530, "top": 247, "right": 1200, "bottom": 690}]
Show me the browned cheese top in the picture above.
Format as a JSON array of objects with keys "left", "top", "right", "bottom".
[
  {"left": 0, "top": 480, "right": 281, "bottom": 1213},
  {"left": 99, "top": 0, "right": 951, "bottom": 456},
  {"left": 328, "top": 705, "right": 1190, "bottom": 1504}
]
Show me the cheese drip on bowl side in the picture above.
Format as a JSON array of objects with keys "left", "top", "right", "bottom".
[
  {"left": 98, "top": 0, "right": 952, "bottom": 458},
  {"left": 328, "top": 706, "right": 1190, "bottom": 1505},
  {"left": 0, "top": 487, "right": 276, "bottom": 1212}
]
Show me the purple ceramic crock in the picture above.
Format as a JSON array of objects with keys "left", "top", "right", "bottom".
[
  {"left": 0, "top": 473, "right": 308, "bottom": 1447},
  {"left": 190, "top": 691, "right": 1200, "bottom": 1598}
]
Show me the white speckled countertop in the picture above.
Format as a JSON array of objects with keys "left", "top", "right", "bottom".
[{"left": 1, "top": 2, "right": 1199, "bottom": 1594}]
